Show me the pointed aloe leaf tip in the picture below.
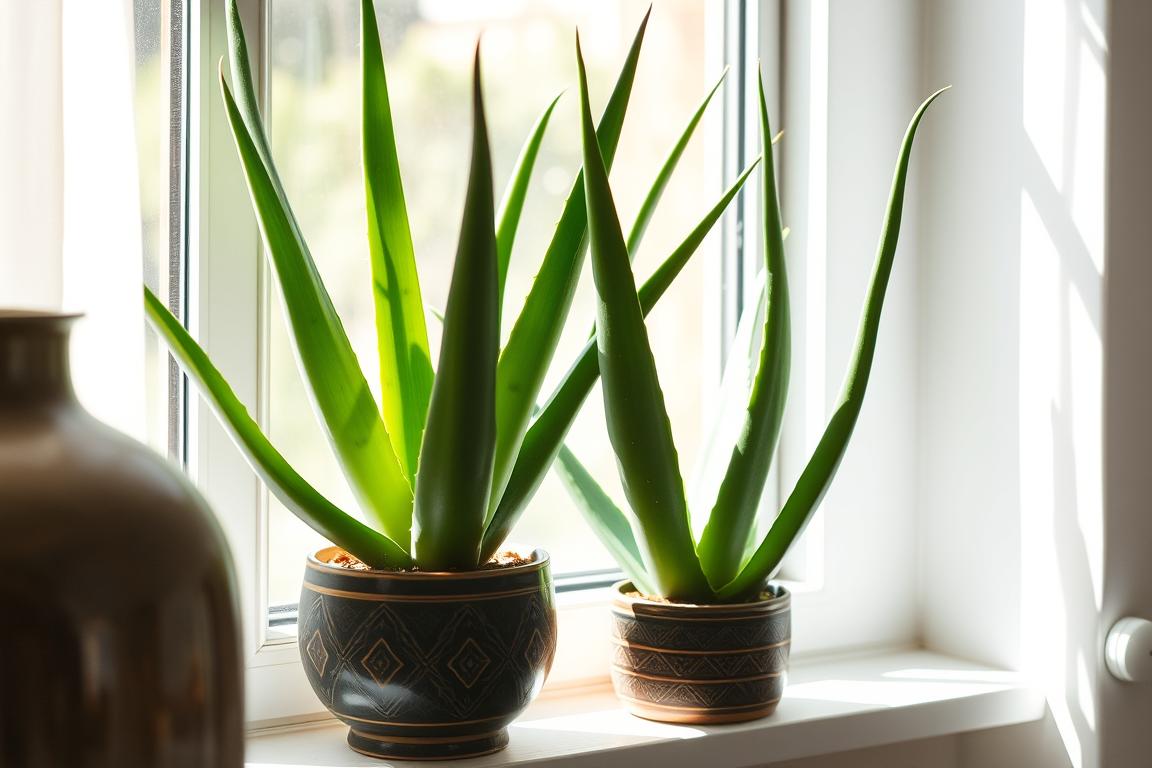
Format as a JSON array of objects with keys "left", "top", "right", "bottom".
[{"left": 412, "top": 41, "right": 498, "bottom": 569}]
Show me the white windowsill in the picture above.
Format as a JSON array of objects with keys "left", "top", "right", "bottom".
[{"left": 245, "top": 648, "right": 1044, "bottom": 767}]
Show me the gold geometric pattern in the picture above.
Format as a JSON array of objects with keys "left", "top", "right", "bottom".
[
  {"left": 297, "top": 577, "right": 556, "bottom": 723},
  {"left": 524, "top": 629, "right": 547, "bottom": 667},
  {"left": 447, "top": 638, "right": 491, "bottom": 689},
  {"left": 611, "top": 642, "right": 790, "bottom": 679},
  {"left": 306, "top": 629, "right": 330, "bottom": 676},
  {"left": 361, "top": 638, "right": 405, "bottom": 688},
  {"left": 610, "top": 599, "right": 790, "bottom": 716}
]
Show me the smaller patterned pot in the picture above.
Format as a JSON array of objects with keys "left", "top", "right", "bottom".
[
  {"left": 610, "top": 581, "right": 791, "bottom": 724},
  {"left": 298, "top": 547, "right": 556, "bottom": 760}
]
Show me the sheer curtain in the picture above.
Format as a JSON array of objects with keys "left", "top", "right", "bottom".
[
  {"left": 0, "top": 1, "right": 63, "bottom": 308},
  {"left": 0, "top": 0, "right": 148, "bottom": 440}
]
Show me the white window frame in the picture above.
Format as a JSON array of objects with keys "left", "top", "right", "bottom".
[{"left": 177, "top": 0, "right": 921, "bottom": 728}]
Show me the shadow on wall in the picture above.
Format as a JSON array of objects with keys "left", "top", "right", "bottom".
[{"left": 919, "top": 0, "right": 1106, "bottom": 766}]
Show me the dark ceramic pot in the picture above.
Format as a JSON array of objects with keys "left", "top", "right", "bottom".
[
  {"left": 298, "top": 546, "right": 557, "bottom": 760},
  {"left": 610, "top": 581, "right": 790, "bottom": 724},
  {"left": 0, "top": 312, "right": 243, "bottom": 766}
]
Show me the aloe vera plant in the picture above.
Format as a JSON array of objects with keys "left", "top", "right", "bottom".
[
  {"left": 144, "top": 3, "right": 757, "bottom": 571},
  {"left": 566, "top": 34, "right": 947, "bottom": 602}
]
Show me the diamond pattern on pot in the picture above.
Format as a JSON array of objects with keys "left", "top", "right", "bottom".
[
  {"left": 306, "top": 629, "right": 330, "bottom": 676},
  {"left": 447, "top": 638, "right": 491, "bottom": 689},
  {"left": 296, "top": 585, "right": 556, "bottom": 722},
  {"left": 361, "top": 638, "right": 405, "bottom": 688},
  {"left": 422, "top": 603, "right": 510, "bottom": 716},
  {"left": 524, "top": 629, "right": 547, "bottom": 667}
]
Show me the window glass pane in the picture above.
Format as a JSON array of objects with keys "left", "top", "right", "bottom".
[
  {"left": 131, "top": 0, "right": 179, "bottom": 455},
  {"left": 265, "top": 0, "right": 712, "bottom": 608}
]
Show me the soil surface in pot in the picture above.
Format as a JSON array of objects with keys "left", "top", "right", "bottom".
[
  {"left": 326, "top": 549, "right": 536, "bottom": 572},
  {"left": 624, "top": 589, "right": 777, "bottom": 605}
]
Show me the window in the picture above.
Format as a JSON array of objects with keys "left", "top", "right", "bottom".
[
  {"left": 184, "top": 0, "right": 782, "bottom": 724},
  {"left": 131, "top": 0, "right": 188, "bottom": 460}
]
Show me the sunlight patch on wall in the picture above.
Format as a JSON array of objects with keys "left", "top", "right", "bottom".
[
  {"left": 1071, "top": 40, "right": 1106, "bottom": 274},
  {"left": 1068, "top": 283, "right": 1102, "bottom": 607},
  {"left": 1022, "top": 0, "right": 1068, "bottom": 188},
  {"left": 1018, "top": 188, "right": 1081, "bottom": 768}
]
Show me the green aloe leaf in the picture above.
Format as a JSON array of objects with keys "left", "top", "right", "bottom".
[
  {"left": 497, "top": 93, "right": 563, "bottom": 310},
  {"left": 554, "top": 446, "right": 656, "bottom": 595},
  {"left": 218, "top": 65, "right": 413, "bottom": 546},
  {"left": 688, "top": 231, "right": 786, "bottom": 527},
  {"left": 576, "top": 66, "right": 729, "bottom": 343},
  {"left": 696, "top": 71, "right": 791, "bottom": 587},
  {"left": 576, "top": 34, "right": 712, "bottom": 603},
  {"left": 412, "top": 47, "right": 499, "bottom": 569},
  {"left": 479, "top": 158, "right": 760, "bottom": 561},
  {"left": 486, "top": 8, "right": 651, "bottom": 526},
  {"left": 625, "top": 67, "right": 727, "bottom": 256},
  {"left": 144, "top": 288, "right": 413, "bottom": 569},
  {"left": 687, "top": 269, "right": 767, "bottom": 520},
  {"left": 361, "top": 0, "right": 432, "bottom": 484},
  {"left": 225, "top": 0, "right": 288, "bottom": 200},
  {"left": 717, "top": 86, "right": 949, "bottom": 602}
]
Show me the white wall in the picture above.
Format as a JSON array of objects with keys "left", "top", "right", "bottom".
[
  {"left": 0, "top": 0, "right": 63, "bottom": 307},
  {"left": 781, "top": 0, "right": 1152, "bottom": 763},
  {"left": 0, "top": 0, "right": 147, "bottom": 439},
  {"left": 777, "top": 0, "right": 925, "bottom": 659},
  {"left": 918, "top": 0, "right": 1152, "bottom": 765},
  {"left": 918, "top": 0, "right": 1110, "bottom": 764}
]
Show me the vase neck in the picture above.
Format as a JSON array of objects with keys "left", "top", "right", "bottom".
[{"left": 0, "top": 312, "right": 79, "bottom": 405}]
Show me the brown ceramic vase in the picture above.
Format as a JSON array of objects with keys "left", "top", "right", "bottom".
[
  {"left": 0, "top": 312, "right": 243, "bottom": 766},
  {"left": 610, "top": 581, "right": 791, "bottom": 724},
  {"left": 298, "top": 546, "right": 557, "bottom": 761}
]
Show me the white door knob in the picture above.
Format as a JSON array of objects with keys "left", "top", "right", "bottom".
[{"left": 1105, "top": 617, "right": 1152, "bottom": 682}]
